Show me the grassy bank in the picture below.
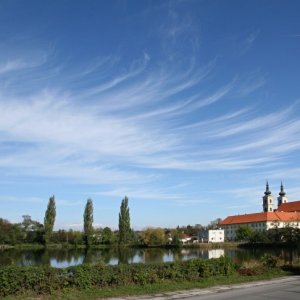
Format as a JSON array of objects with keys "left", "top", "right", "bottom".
[
  {"left": 2, "top": 269, "right": 296, "bottom": 300},
  {"left": 1, "top": 255, "right": 299, "bottom": 299}
]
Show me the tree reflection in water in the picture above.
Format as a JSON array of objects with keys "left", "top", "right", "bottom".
[
  {"left": 117, "top": 247, "right": 136, "bottom": 264},
  {"left": 143, "top": 248, "right": 164, "bottom": 264},
  {"left": 1, "top": 246, "right": 300, "bottom": 268}
]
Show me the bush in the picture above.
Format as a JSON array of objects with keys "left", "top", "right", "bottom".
[
  {"left": 0, "top": 266, "right": 66, "bottom": 296},
  {"left": 237, "top": 260, "right": 265, "bottom": 276},
  {"left": 261, "top": 254, "right": 278, "bottom": 268},
  {"left": 0, "top": 257, "right": 236, "bottom": 297}
]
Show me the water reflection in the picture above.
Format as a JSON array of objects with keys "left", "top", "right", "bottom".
[
  {"left": 117, "top": 247, "right": 136, "bottom": 264},
  {"left": 208, "top": 249, "right": 224, "bottom": 259},
  {"left": 0, "top": 246, "right": 299, "bottom": 268}
]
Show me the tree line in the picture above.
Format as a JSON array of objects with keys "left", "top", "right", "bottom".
[
  {"left": 235, "top": 225, "right": 300, "bottom": 244},
  {"left": 1, "top": 195, "right": 220, "bottom": 248},
  {"left": 1, "top": 195, "right": 199, "bottom": 247},
  {"left": 0, "top": 196, "right": 132, "bottom": 247}
]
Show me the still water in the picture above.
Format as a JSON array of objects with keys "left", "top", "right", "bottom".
[{"left": 0, "top": 247, "right": 299, "bottom": 268}]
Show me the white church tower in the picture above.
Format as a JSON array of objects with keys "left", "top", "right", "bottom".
[
  {"left": 277, "top": 182, "right": 288, "bottom": 207},
  {"left": 263, "top": 181, "right": 274, "bottom": 212}
]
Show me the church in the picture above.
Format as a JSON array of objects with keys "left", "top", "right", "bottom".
[{"left": 220, "top": 183, "right": 300, "bottom": 241}]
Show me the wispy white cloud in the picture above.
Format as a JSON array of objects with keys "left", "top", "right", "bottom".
[
  {"left": 78, "top": 57, "right": 149, "bottom": 98},
  {"left": 93, "top": 187, "right": 185, "bottom": 201},
  {"left": 211, "top": 106, "right": 293, "bottom": 138},
  {"left": 0, "top": 195, "right": 44, "bottom": 203},
  {"left": 236, "top": 30, "right": 260, "bottom": 56},
  {"left": 179, "top": 81, "right": 234, "bottom": 112},
  {"left": 177, "top": 108, "right": 251, "bottom": 130},
  {"left": 0, "top": 48, "right": 49, "bottom": 76},
  {"left": 0, "top": 44, "right": 299, "bottom": 199},
  {"left": 92, "top": 186, "right": 212, "bottom": 208},
  {"left": 0, "top": 60, "right": 29, "bottom": 74},
  {"left": 234, "top": 74, "right": 266, "bottom": 97},
  {"left": 161, "top": 2, "right": 193, "bottom": 40},
  {"left": 0, "top": 79, "right": 299, "bottom": 184},
  {"left": 262, "top": 168, "right": 300, "bottom": 182}
]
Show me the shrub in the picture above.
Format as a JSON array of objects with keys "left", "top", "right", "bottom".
[
  {"left": 237, "top": 260, "right": 265, "bottom": 276},
  {"left": 0, "top": 266, "right": 66, "bottom": 296},
  {"left": 0, "top": 257, "right": 236, "bottom": 297},
  {"left": 261, "top": 254, "right": 278, "bottom": 268}
]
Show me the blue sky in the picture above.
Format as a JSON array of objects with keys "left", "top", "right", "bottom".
[{"left": 0, "top": 0, "right": 300, "bottom": 230}]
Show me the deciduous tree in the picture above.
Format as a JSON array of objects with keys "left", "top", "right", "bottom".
[
  {"left": 140, "top": 227, "right": 166, "bottom": 246},
  {"left": 83, "top": 198, "right": 93, "bottom": 247},
  {"left": 235, "top": 225, "right": 254, "bottom": 241},
  {"left": 44, "top": 195, "right": 56, "bottom": 245},
  {"left": 118, "top": 196, "right": 131, "bottom": 245}
]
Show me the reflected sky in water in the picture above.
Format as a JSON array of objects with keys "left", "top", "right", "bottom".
[{"left": 0, "top": 247, "right": 299, "bottom": 268}]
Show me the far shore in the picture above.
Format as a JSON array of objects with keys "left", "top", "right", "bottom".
[{"left": 0, "top": 241, "right": 243, "bottom": 250}]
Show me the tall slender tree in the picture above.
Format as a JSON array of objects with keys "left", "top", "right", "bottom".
[
  {"left": 44, "top": 195, "right": 56, "bottom": 245},
  {"left": 118, "top": 196, "right": 131, "bottom": 245},
  {"left": 83, "top": 198, "right": 94, "bottom": 247}
]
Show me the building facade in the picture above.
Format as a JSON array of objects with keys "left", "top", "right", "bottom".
[
  {"left": 208, "top": 229, "right": 224, "bottom": 243},
  {"left": 220, "top": 183, "right": 300, "bottom": 241}
]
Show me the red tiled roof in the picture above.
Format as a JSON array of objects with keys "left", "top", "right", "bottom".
[
  {"left": 278, "top": 200, "right": 300, "bottom": 212},
  {"left": 180, "top": 233, "right": 190, "bottom": 238},
  {"left": 220, "top": 211, "right": 300, "bottom": 225}
]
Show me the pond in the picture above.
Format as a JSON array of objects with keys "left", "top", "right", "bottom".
[{"left": 0, "top": 246, "right": 299, "bottom": 268}]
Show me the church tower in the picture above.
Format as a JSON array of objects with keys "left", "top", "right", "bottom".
[
  {"left": 277, "top": 182, "right": 288, "bottom": 207},
  {"left": 263, "top": 181, "right": 274, "bottom": 212}
]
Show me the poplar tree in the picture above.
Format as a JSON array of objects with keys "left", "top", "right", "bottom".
[
  {"left": 118, "top": 196, "right": 131, "bottom": 245},
  {"left": 44, "top": 195, "right": 56, "bottom": 245},
  {"left": 83, "top": 198, "right": 94, "bottom": 247}
]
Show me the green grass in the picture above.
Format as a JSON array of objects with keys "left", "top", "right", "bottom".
[{"left": 2, "top": 269, "right": 290, "bottom": 300}]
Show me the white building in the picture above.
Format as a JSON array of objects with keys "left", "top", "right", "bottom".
[
  {"left": 220, "top": 183, "right": 300, "bottom": 241},
  {"left": 208, "top": 229, "right": 224, "bottom": 243}
]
